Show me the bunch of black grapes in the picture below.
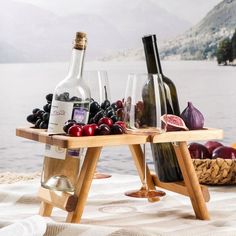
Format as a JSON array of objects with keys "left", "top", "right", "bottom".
[
  {"left": 88, "top": 98, "right": 124, "bottom": 124},
  {"left": 26, "top": 93, "right": 53, "bottom": 129}
]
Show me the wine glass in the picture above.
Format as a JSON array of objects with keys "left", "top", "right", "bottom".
[
  {"left": 123, "top": 73, "right": 167, "bottom": 199},
  {"left": 83, "top": 70, "right": 112, "bottom": 179},
  {"left": 84, "top": 70, "right": 111, "bottom": 104}
]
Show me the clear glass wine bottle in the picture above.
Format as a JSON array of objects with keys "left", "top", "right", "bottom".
[
  {"left": 48, "top": 32, "right": 90, "bottom": 135},
  {"left": 42, "top": 32, "right": 90, "bottom": 192}
]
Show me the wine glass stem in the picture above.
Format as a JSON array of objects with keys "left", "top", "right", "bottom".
[{"left": 142, "top": 144, "right": 148, "bottom": 190}]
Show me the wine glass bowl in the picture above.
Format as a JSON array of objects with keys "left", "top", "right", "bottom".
[
  {"left": 123, "top": 73, "right": 167, "bottom": 199},
  {"left": 124, "top": 73, "right": 166, "bottom": 134},
  {"left": 83, "top": 70, "right": 111, "bottom": 104}
]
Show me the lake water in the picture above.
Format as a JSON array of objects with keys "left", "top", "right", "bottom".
[{"left": 0, "top": 60, "right": 236, "bottom": 174}]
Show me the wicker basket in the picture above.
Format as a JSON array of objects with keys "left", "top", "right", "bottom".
[{"left": 193, "top": 158, "right": 236, "bottom": 185}]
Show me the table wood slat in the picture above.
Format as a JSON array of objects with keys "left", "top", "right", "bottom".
[
  {"left": 16, "top": 127, "right": 223, "bottom": 149},
  {"left": 16, "top": 127, "right": 149, "bottom": 148},
  {"left": 152, "top": 128, "right": 223, "bottom": 143}
]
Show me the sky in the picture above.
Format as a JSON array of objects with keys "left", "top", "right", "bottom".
[
  {"left": 15, "top": 0, "right": 222, "bottom": 25},
  {"left": 0, "top": 0, "right": 225, "bottom": 62}
]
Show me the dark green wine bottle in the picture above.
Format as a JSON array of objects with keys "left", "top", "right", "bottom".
[{"left": 142, "top": 34, "right": 183, "bottom": 182}]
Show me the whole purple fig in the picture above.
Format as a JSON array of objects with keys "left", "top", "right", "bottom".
[
  {"left": 212, "top": 146, "right": 236, "bottom": 159},
  {"left": 204, "top": 141, "right": 223, "bottom": 156},
  {"left": 188, "top": 142, "right": 211, "bottom": 159},
  {"left": 180, "top": 102, "right": 204, "bottom": 130}
]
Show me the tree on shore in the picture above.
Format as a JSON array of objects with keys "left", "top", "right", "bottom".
[
  {"left": 216, "top": 38, "right": 233, "bottom": 65},
  {"left": 231, "top": 29, "right": 236, "bottom": 60}
]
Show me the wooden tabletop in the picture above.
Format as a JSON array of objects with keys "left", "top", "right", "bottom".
[
  {"left": 16, "top": 127, "right": 223, "bottom": 149},
  {"left": 16, "top": 127, "right": 148, "bottom": 148},
  {"left": 152, "top": 128, "right": 223, "bottom": 143}
]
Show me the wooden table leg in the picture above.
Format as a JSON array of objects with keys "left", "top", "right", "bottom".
[
  {"left": 173, "top": 141, "right": 210, "bottom": 220},
  {"left": 39, "top": 202, "right": 53, "bottom": 217},
  {"left": 129, "top": 144, "right": 156, "bottom": 192},
  {"left": 39, "top": 154, "right": 80, "bottom": 217},
  {"left": 66, "top": 146, "right": 102, "bottom": 223}
]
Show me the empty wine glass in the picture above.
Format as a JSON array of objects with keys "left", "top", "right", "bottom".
[
  {"left": 124, "top": 73, "right": 167, "bottom": 199},
  {"left": 83, "top": 70, "right": 112, "bottom": 179},
  {"left": 84, "top": 70, "right": 111, "bottom": 104}
]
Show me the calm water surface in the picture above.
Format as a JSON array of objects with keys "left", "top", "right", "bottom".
[{"left": 0, "top": 60, "right": 235, "bottom": 173}]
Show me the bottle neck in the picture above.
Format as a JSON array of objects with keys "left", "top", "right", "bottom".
[
  {"left": 142, "top": 35, "right": 163, "bottom": 75},
  {"left": 67, "top": 48, "right": 85, "bottom": 79}
]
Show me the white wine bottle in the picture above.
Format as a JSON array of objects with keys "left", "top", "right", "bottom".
[
  {"left": 48, "top": 32, "right": 90, "bottom": 134},
  {"left": 46, "top": 32, "right": 90, "bottom": 159},
  {"left": 142, "top": 34, "right": 183, "bottom": 182},
  {"left": 42, "top": 32, "right": 90, "bottom": 192}
]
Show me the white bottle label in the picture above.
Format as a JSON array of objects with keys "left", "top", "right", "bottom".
[
  {"left": 45, "top": 144, "right": 67, "bottom": 160},
  {"left": 48, "top": 100, "right": 74, "bottom": 134},
  {"left": 46, "top": 100, "right": 89, "bottom": 160}
]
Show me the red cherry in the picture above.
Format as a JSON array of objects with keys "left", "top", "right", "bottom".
[
  {"left": 90, "top": 123, "right": 99, "bottom": 135},
  {"left": 90, "top": 123, "right": 99, "bottom": 129},
  {"left": 82, "top": 124, "right": 97, "bottom": 136},
  {"left": 68, "top": 125, "right": 83, "bottom": 137},
  {"left": 98, "top": 124, "right": 111, "bottom": 135},
  {"left": 115, "top": 121, "right": 126, "bottom": 129},
  {"left": 63, "top": 122, "right": 76, "bottom": 134},
  {"left": 98, "top": 117, "right": 113, "bottom": 127}
]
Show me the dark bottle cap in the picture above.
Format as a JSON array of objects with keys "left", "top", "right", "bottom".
[
  {"left": 74, "top": 32, "right": 87, "bottom": 50},
  {"left": 142, "top": 34, "right": 156, "bottom": 43},
  {"left": 142, "top": 34, "right": 157, "bottom": 54},
  {"left": 142, "top": 34, "right": 162, "bottom": 74}
]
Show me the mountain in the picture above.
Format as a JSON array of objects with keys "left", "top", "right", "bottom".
[
  {"left": 0, "top": 41, "right": 24, "bottom": 63},
  {"left": 104, "top": 0, "right": 236, "bottom": 61},
  {"left": 83, "top": 0, "right": 191, "bottom": 42},
  {"left": 0, "top": 0, "right": 61, "bottom": 62},
  {"left": 161, "top": 0, "right": 236, "bottom": 60},
  {"left": 0, "top": 0, "right": 190, "bottom": 62}
]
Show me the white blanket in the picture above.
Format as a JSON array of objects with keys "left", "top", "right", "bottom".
[
  {"left": 0, "top": 174, "right": 236, "bottom": 236},
  {"left": 0, "top": 215, "right": 47, "bottom": 236}
]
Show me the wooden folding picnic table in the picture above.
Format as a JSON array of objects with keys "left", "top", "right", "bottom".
[{"left": 16, "top": 127, "right": 223, "bottom": 223}]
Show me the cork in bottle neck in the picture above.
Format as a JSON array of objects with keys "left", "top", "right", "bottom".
[{"left": 74, "top": 32, "right": 87, "bottom": 50}]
